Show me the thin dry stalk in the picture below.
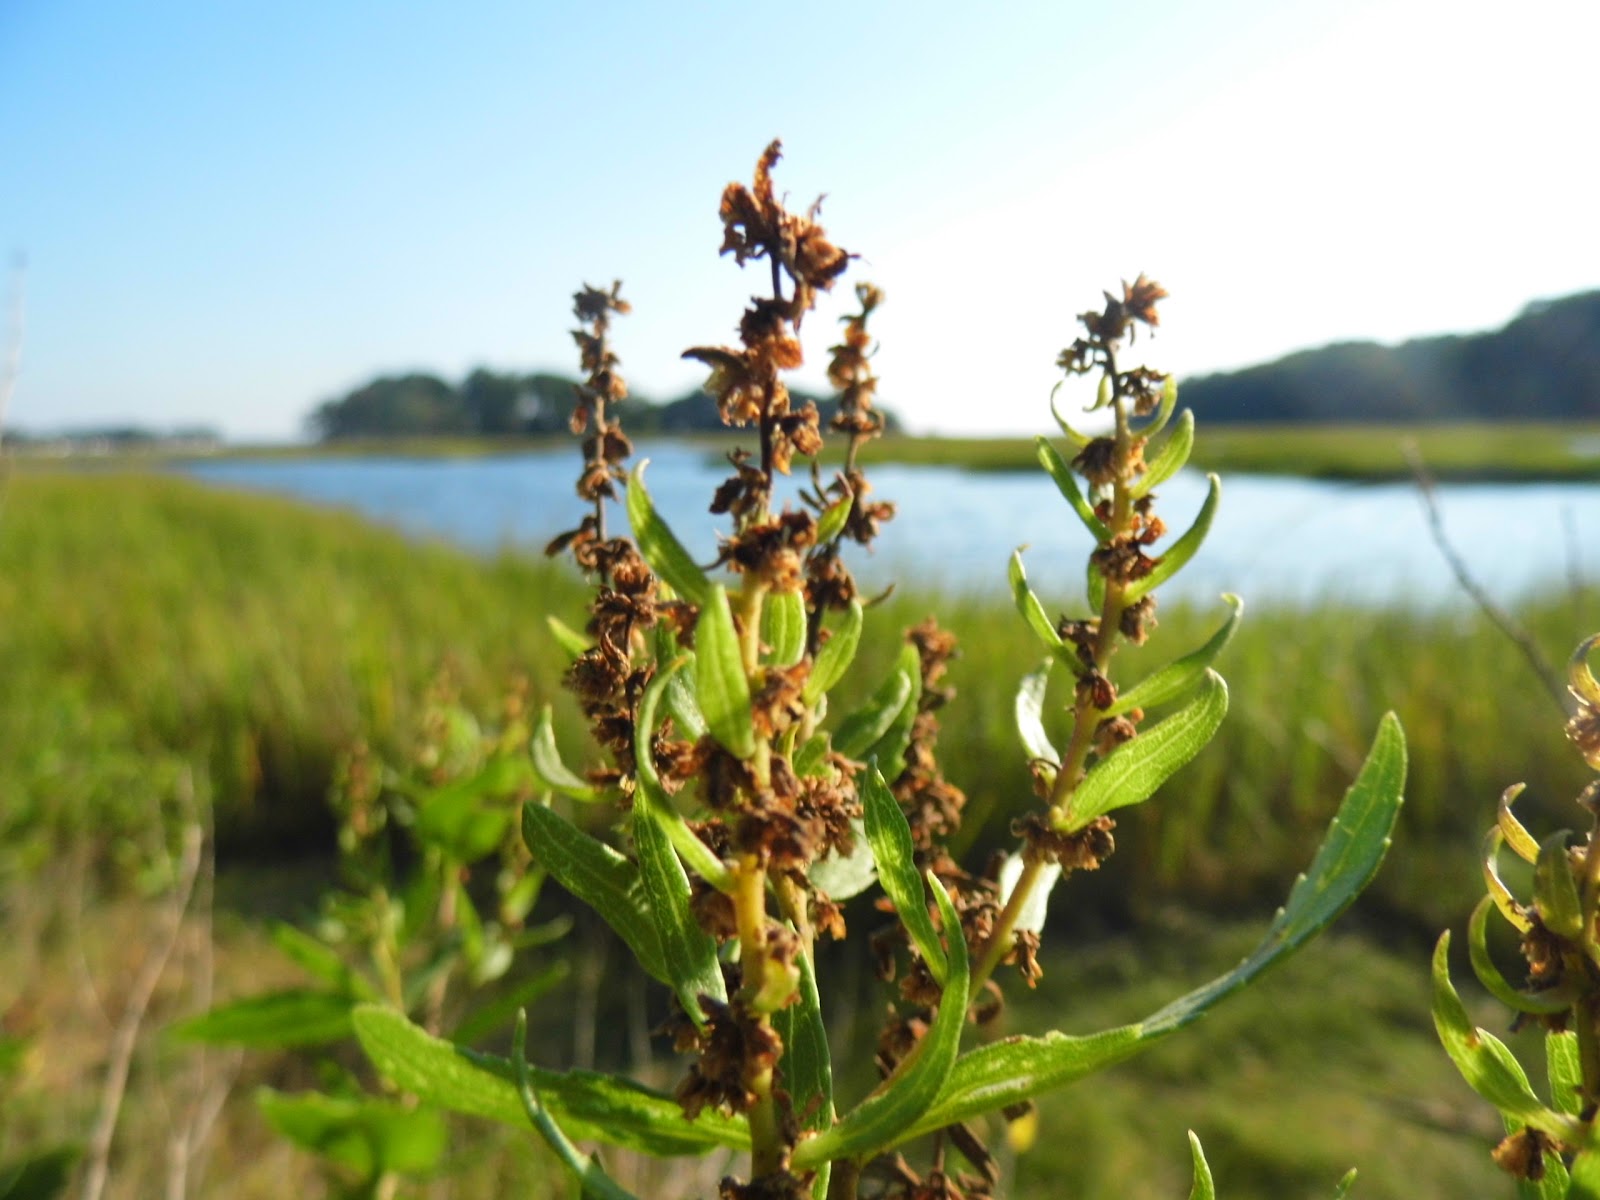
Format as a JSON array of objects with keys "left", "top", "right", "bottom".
[
  {"left": 80, "top": 822, "right": 204, "bottom": 1200},
  {"left": 1403, "top": 439, "right": 1567, "bottom": 715}
]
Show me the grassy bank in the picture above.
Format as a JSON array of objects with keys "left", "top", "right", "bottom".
[
  {"left": 842, "top": 421, "right": 1600, "bottom": 482},
  {"left": 20, "top": 418, "right": 1600, "bottom": 481}
]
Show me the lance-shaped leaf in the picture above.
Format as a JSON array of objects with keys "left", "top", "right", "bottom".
[
  {"left": 1048, "top": 384, "right": 1092, "bottom": 448},
  {"left": 270, "top": 922, "right": 378, "bottom": 1000},
  {"left": 1107, "top": 595, "right": 1242, "bottom": 717},
  {"left": 257, "top": 1088, "right": 447, "bottom": 1180},
  {"left": 696, "top": 585, "right": 755, "bottom": 760},
  {"left": 171, "top": 989, "right": 355, "bottom": 1048},
  {"left": 1035, "top": 439, "right": 1110, "bottom": 543},
  {"left": 352, "top": 1006, "right": 748, "bottom": 1155},
  {"left": 1009, "top": 550, "right": 1067, "bottom": 659},
  {"left": 1132, "top": 408, "right": 1194, "bottom": 499},
  {"left": 816, "top": 493, "right": 853, "bottom": 544},
  {"left": 1467, "top": 895, "right": 1571, "bottom": 1015},
  {"left": 1549, "top": 1031, "right": 1584, "bottom": 1117},
  {"left": 626, "top": 462, "right": 711, "bottom": 607},
  {"left": 1015, "top": 658, "right": 1059, "bottom": 768},
  {"left": 1482, "top": 826, "right": 1532, "bottom": 933},
  {"left": 774, "top": 950, "right": 834, "bottom": 1139},
  {"left": 1123, "top": 473, "right": 1221, "bottom": 604},
  {"left": 453, "top": 961, "right": 570, "bottom": 1047},
  {"left": 761, "top": 589, "right": 807, "bottom": 667},
  {"left": 804, "top": 600, "right": 864, "bottom": 705},
  {"left": 1572, "top": 633, "right": 1600, "bottom": 708},
  {"left": 521, "top": 804, "right": 668, "bottom": 985},
  {"left": 512, "top": 1012, "right": 639, "bottom": 1200},
  {"left": 833, "top": 651, "right": 917, "bottom": 762},
  {"left": 545, "top": 615, "right": 594, "bottom": 660},
  {"left": 1058, "top": 671, "right": 1228, "bottom": 832},
  {"left": 997, "top": 852, "right": 1062, "bottom": 935},
  {"left": 1087, "top": 556, "right": 1106, "bottom": 614},
  {"left": 1333, "top": 1170, "right": 1359, "bottom": 1200},
  {"left": 1137, "top": 373, "right": 1179, "bottom": 439},
  {"left": 1431, "top": 933, "right": 1583, "bottom": 1144},
  {"left": 530, "top": 706, "right": 602, "bottom": 803},
  {"left": 810, "top": 817, "right": 876, "bottom": 901},
  {"left": 896, "top": 714, "right": 1405, "bottom": 1140},
  {"left": 792, "top": 877, "right": 968, "bottom": 1170},
  {"left": 862, "top": 765, "right": 947, "bottom": 983},
  {"left": 631, "top": 802, "right": 726, "bottom": 1026},
  {"left": 635, "top": 662, "right": 731, "bottom": 892},
  {"left": 860, "top": 644, "right": 926, "bottom": 780},
  {"left": 1499, "top": 784, "right": 1540, "bottom": 863},
  {"left": 1534, "top": 830, "right": 1583, "bottom": 941},
  {"left": 662, "top": 657, "right": 707, "bottom": 741},
  {"left": 1186, "top": 1131, "right": 1216, "bottom": 1200}
]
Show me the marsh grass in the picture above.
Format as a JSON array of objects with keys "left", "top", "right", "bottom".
[{"left": 2, "top": 467, "right": 1591, "bottom": 924}]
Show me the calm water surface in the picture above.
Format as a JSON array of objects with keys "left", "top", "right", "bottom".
[{"left": 182, "top": 444, "right": 1600, "bottom": 609}]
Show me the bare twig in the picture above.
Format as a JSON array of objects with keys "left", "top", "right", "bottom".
[
  {"left": 81, "top": 823, "right": 205, "bottom": 1200},
  {"left": 1404, "top": 439, "right": 1568, "bottom": 715}
]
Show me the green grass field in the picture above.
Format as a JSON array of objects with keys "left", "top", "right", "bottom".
[
  {"left": 2, "top": 466, "right": 1594, "bottom": 1197},
  {"left": 28, "top": 418, "right": 1600, "bottom": 481}
]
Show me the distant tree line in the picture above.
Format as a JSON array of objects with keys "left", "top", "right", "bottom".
[
  {"left": 1183, "top": 291, "right": 1600, "bottom": 423},
  {"left": 307, "top": 369, "right": 903, "bottom": 441}
]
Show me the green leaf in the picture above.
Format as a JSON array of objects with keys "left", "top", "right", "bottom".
[
  {"left": 1548, "top": 1031, "right": 1583, "bottom": 1116},
  {"left": 1010, "top": 550, "right": 1066, "bottom": 657},
  {"left": 1138, "top": 373, "right": 1179, "bottom": 438},
  {"left": 634, "top": 661, "right": 732, "bottom": 891},
  {"left": 1482, "top": 826, "right": 1533, "bottom": 933},
  {"left": 626, "top": 461, "right": 711, "bottom": 607},
  {"left": 862, "top": 765, "right": 946, "bottom": 984},
  {"left": 1431, "top": 933, "right": 1581, "bottom": 1143},
  {"left": 546, "top": 615, "right": 594, "bottom": 660},
  {"left": 774, "top": 950, "right": 834, "bottom": 1135},
  {"left": 530, "top": 705, "right": 603, "bottom": 803},
  {"left": 1186, "top": 1131, "right": 1216, "bottom": 1200},
  {"left": 1467, "top": 895, "right": 1571, "bottom": 1015},
  {"left": 816, "top": 494, "right": 853, "bottom": 544},
  {"left": 898, "top": 715, "right": 1406, "bottom": 1140},
  {"left": 270, "top": 922, "right": 377, "bottom": 1001},
  {"left": 452, "top": 961, "right": 571, "bottom": 1047},
  {"left": 413, "top": 761, "right": 524, "bottom": 861},
  {"left": 171, "top": 989, "right": 354, "bottom": 1048},
  {"left": 1059, "top": 671, "right": 1228, "bottom": 832},
  {"left": 1087, "top": 555, "right": 1106, "bottom": 613},
  {"left": 1107, "top": 594, "right": 1241, "bottom": 717},
  {"left": 662, "top": 657, "right": 707, "bottom": 741},
  {"left": 1534, "top": 830, "right": 1584, "bottom": 941},
  {"left": 1122, "top": 473, "right": 1221, "bottom": 604},
  {"left": 1568, "top": 1146, "right": 1600, "bottom": 1200},
  {"left": 832, "top": 654, "right": 916, "bottom": 762},
  {"left": 794, "top": 732, "right": 832, "bottom": 778},
  {"left": 805, "top": 601, "right": 864, "bottom": 705},
  {"left": 1047, "top": 385, "right": 1092, "bottom": 448},
  {"left": 1132, "top": 408, "right": 1194, "bottom": 499},
  {"left": 353, "top": 1006, "right": 748, "bottom": 1155},
  {"left": 0, "top": 1146, "right": 81, "bottom": 1200},
  {"left": 1499, "top": 784, "right": 1540, "bottom": 863},
  {"left": 1035, "top": 438, "right": 1110, "bottom": 542},
  {"left": 521, "top": 804, "right": 668, "bottom": 985},
  {"left": 761, "top": 589, "right": 807, "bottom": 667},
  {"left": 257, "top": 1088, "right": 446, "bottom": 1180},
  {"left": 1015, "top": 658, "right": 1058, "bottom": 766},
  {"left": 997, "top": 852, "right": 1062, "bottom": 935},
  {"left": 696, "top": 585, "right": 756, "bottom": 760},
  {"left": 512, "top": 1012, "right": 640, "bottom": 1200},
  {"left": 791, "top": 876, "right": 968, "bottom": 1170},
  {"left": 632, "top": 795, "right": 727, "bottom": 1026},
  {"left": 809, "top": 817, "right": 876, "bottom": 901},
  {"left": 1332, "top": 1169, "right": 1358, "bottom": 1200},
  {"left": 860, "top": 644, "right": 924, "bottom": 780}
]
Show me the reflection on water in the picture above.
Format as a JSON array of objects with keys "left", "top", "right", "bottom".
[{"left": 182, "top": 443, "right": 1599, "bottom": 609}]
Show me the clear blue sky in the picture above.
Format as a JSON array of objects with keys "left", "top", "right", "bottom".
[{"left": 3, "top": 0, "right": 1596, "bottom": 439}]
